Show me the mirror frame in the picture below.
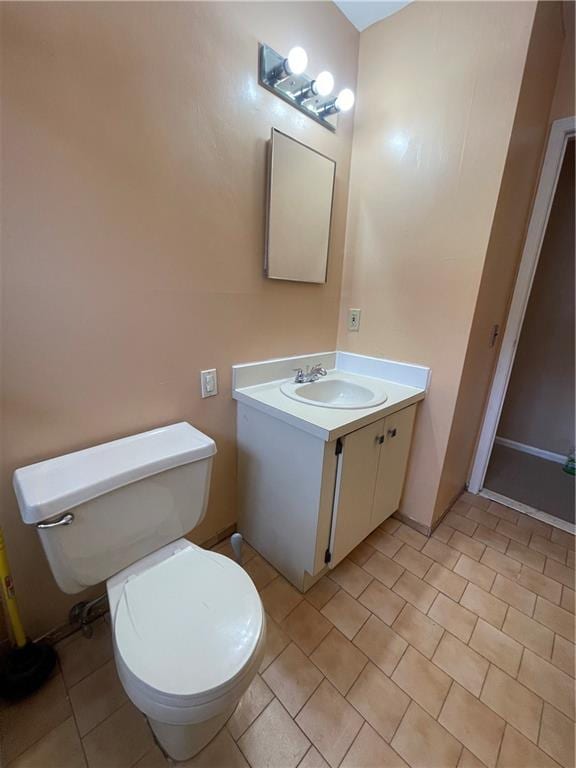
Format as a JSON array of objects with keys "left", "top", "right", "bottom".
[{"left": 264, "top": 128, "right": 336, "bottom": 284}]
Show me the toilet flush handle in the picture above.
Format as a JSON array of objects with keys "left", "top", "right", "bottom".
[{"left": 36, "top": 513, "right": 74, "bottom": 529}]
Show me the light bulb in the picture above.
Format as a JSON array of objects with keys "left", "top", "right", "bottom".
[
  {"left": 335, "top": 88, "right": 355, "bottom": 112},
  {"left": 286, "top": 46, "right": 308, "bottom": 76},
  {"left": 312, "top": 71, "right": 334, "bottom": 97}
]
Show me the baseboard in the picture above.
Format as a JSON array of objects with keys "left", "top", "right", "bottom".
[
  {"left": 479, "top": 488, "right": 575, "bottom": 535},
  {"left": 494, "top": 436, "right": 566, "bottom": 465},
  {"left": 392, "top": 512, "right": 431, "bottom": 537}
]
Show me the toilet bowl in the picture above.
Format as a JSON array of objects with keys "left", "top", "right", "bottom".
[
  {"left": 107, "top": 538, "right": 265, "bottom": 760},
  {"left": 13, "top": 422, "right": 265, "bottom": 761}
]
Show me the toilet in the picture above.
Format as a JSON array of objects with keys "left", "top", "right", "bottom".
[{"left": 13, "top": 422, "right": 266, "bottom": 761}]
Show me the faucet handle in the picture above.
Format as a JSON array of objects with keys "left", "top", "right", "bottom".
[{"left": 292, "top": 367, "right": 305, "bottom": 383}]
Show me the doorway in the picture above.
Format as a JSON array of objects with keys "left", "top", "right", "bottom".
[{"left": 469, "top": 118, "right": 576, "bottom": 531}]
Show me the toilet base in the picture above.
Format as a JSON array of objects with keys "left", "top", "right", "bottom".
[{"left": 148, "top": 704, "right": 236, "bottom": 762}]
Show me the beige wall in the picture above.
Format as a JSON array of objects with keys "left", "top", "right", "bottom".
[
  {"left": 337, "top": 1, "right": 538, "bottom": 529},
  {"left": 499, "top": 139, "right": 575, "bottom": 456},
  {"left": 0, "top": 2, "right": 358, "bottom": 638},
  {"left": 436, "top": 0, "right": 573, "bottom": 521},
  {"left": 435, "top": 0, "right": 569, "bottom": 521}
]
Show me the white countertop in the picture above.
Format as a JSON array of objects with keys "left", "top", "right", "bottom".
[{"left": 232, "top": 352, "right": 430, "bottom": 442}]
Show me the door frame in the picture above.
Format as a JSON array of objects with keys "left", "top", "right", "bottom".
[{"left": 468, "top": 116, "right": 576, "bottom": 494}]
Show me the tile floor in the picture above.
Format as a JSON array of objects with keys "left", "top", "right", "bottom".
[{"left": 1, "top": 492, "right": 574, "bottom": 768}]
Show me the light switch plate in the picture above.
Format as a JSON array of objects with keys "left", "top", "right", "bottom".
[
  {"left": 200, "top": 369, "right": 218, "bottom": 398},
  {"left": 348, "top": 308, "right": 361, "bottom": 332}
]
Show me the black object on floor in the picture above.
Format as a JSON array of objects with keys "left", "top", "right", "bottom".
[{"left": 0, "top": 640, "right": 57, "bottom": 700}]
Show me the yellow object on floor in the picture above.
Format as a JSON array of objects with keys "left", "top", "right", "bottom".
[{"left": 0, "top": 526, "right": 27, "bottom": 648}]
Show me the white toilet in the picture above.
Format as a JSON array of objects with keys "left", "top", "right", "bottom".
[{"left": 13, "top": 422, "right": 266, "bottom": 761}]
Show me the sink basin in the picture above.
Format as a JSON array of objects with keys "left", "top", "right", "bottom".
[{"left": 280, "top": 375, "right": 388, "bottom": 409}]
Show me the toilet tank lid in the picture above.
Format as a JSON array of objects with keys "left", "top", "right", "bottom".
[{"left": 13, "top": 422, "right": 216, "bottom": 524}]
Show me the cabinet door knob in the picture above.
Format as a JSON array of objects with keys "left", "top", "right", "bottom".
[
  {"left": 387, "top": 428, "right": 397, "bottom": 438},
  {"left": 376, "top": 435, "right": 384, "bottom": 444}
]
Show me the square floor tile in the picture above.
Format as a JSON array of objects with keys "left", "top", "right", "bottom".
[
  {"left": 460, "top": 583, "right": 507, "bottom": 629},
  {"left": 353, "top": 614, "right": 407, "bottom": 675},
  {"left": 227, "top": 675, "right": 274, "bottom": 741},
  {"left": 543, "top": 560, "right": 574, "bottom": 590},
  {"left": 473, "top": 525, "right": 510, "bottom": 554},
  {"left": 259, "top": 614, "right": 290, "bottom": 672},
  {"left": 393, "top": 544, "right": 433, "bottom": 579},
  {"left": 305, "top": 578, "right": 339, "bottom": 611},
  {"left": 534, "top": 597, "right": 574, "bottom": 641},
  {"left": 296, "top": 680, "right": 363, "bottom": 768},
  {"left": 365, "top": 529, "right": 403, "bottom": 559},
  {"left": 8, "top": 717, "right": 86, "bottom": 768},
  {"left": 321, "top": 591, "right": 370, "bottom": 640},
  {"left": 393, "top": 569, "right": 437, "bottom": 612},
  {"left": 480, "top": 665, "right": 543, "bottom": 743},
  {"left": 310, "top": 628, "right": 368, "bottom": 695},
  {"left": 260, "top": 578, "right": 303, "bottom": 623},
  {"left": 466, "top": 506, "right": 501, "bottom": 531},
  {"left": 454, "top": 554, "right": 496, "bottom": 591},
  {"left": 391, "top": 646, "right": 451, "bottom": 718},
  {"left": 282, "top": 601, "right": 332, "bottom": 655},
  {"left": 392, "top": 701, "right": 462, "bottom": 768},
  {"left": 560, "top": 586, "right": 575, "bottom": 614},
  {"left": 239, "top": 699, "right": 309, "bottom": 768},
  {"left": 449, "top": 531, "right": 485, "bottom": 561},
  {"left": 328, "top": 559, "right": 372, "bottom": 598},
  {"left": 480, "top": 549, "right": 522, "bottom": 580},
  {"left": 498, "top": 724, "right": 561, "bottom": 768},
  {"left": 496, "top": 520, "right": 530, "bottom": 546},
  {"left": 506, "top": 541, "right": 545, "bottom": 573},
  {"left": 58, "top": 619, "right": 113, "bottom": 688},
  {"left": 1, "top": 670, "right": 72, "bottom": 764},
  {"left": 432, "top": 632, "right": 488, "bottom": 697},
  {"left": 491, "top": 574, "right": 536, "bottom": 616},
  {"left": 518, "top": 567, "right": 563, "bottom": 604},
  {"left": 428, "top": 593, "right": 477, "bottom": 643},
  {"left": 69, "top": 659, "right": 127, "bottom": 736},
  {"left": 469, "top": 619, "right": 523, "bottom": 677},
  {"left": 421, "top": 538, "right": 460, "bottom": 569},
  {"left": 347, "top": 663, "right": 410, "bottom": 741},
  {"left": 298, "top": 746, "right": 330, "bottom": 768},
  {"left": 530, "top": 535, "right": 567, "bottom": 564},
  {"left": 243, "top": 555, "right": 278, "bottom": 591},
  {"left": 341, "top": 722, "right": 409, "bottom": 768},
  {"left": 392, "top": 603, "right": 443, "bottom": 658},
  {"left": 82, "top": 700, "right": 154, "bottom": 768},
  {"left": 425, "top": 562, "right": 467, "bottom": 602},
  {"left": 439, "top": 683, "right": 505, "bottom": 768},
  {"left": 348, "top": 541, "right": 376, "bottom": 567},
  {"left": 394, "top": 524, "right": 428, "bottom": 550},
  {"left": 363, "top": 552, "right": 404, "bottom": 588},
  {"left": 262, "top": 643, "right": 323, "bottom": 717},
  {"left": 190, "top": 728, "right": 249, "bottom": 767},
  {"left": 518, "top": 649, "right": 575, "bottom": 719},
  {"left": 539, "top": 703, "right": 575, "bottom": 768},
  {"left": 551, "top": 634, "right": 575, "bottom": 678},
  {"left": 502, "top": 607, "right": 554, "bottom": 660},
  {"left": 445, "top": 511, "right": 478, "bottom": 537},
  {"left": 358, "top": 579, "right": 405, "bottom": 625}
]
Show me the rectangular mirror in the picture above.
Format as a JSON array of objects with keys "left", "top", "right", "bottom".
[{"left": 265, "top": 129, "right": 336, "bottom": 283}]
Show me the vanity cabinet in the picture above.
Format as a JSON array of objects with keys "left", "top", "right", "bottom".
[
  {"left": 330, "top": 405, "right": 416, "bottom": 565},
  {"left": 236, "top": 400, "right": 418, "bottom": 592}
]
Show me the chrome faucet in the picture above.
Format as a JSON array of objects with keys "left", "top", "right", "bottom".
[{"left": 293, "top": 364, "right": 328, "bottom": 383}]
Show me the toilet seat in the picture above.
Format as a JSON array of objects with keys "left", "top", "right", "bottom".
[{"left": 109, "top": 540, "right": 265, "bottom": 712}]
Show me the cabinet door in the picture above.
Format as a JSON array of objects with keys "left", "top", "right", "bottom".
[
  {"left": 371, "top": 405, "right": 417, "bottom": 528},
  {"left": 329, "top": 419, "right": 384, "bottom": 567}
]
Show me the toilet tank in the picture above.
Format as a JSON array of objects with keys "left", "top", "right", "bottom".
[{"left": 13, "top": 423, "right": 216, "bottom": 593}]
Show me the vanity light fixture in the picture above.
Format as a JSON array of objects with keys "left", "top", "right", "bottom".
[
  {"left": 259, "top": 43, "right": 354, "bottom": 132},
  {"left": 318, "top": 88, "right": 355, "bottom": 117}
]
